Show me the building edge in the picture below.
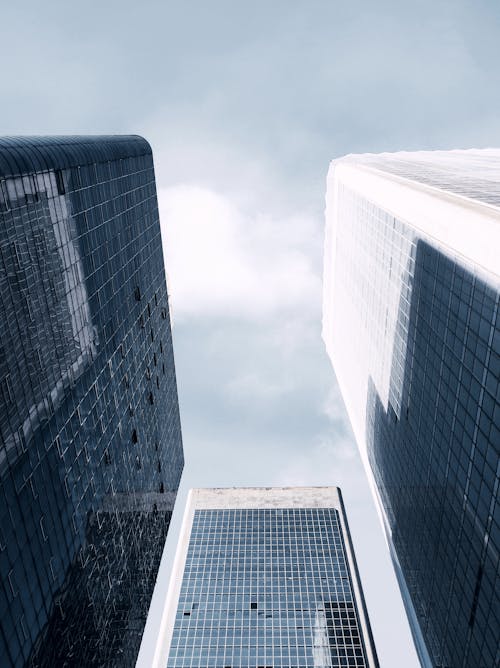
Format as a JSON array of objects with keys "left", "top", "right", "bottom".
[
  {"left": 154, "top": 486, "right": 380, "bottom": 668},
  {"left": 336, "top": 489, "right": 380, "bottom": 668},
  {"left": 321, "top": 155, "right": 474, "bottom": 668},
  {"left": 150, "top": 489, "right": 195, "bottom": 668}
]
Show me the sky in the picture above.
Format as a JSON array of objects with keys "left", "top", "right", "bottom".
[{"left": 2, "top": 1, "right": 500, "bottom": 666}]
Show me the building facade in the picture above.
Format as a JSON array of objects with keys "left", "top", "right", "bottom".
[
  {"left": 0, "top": 136, "right": 184, "bottom": 667},
  {"left": 322, "top": 150, "right": 500, "bottom": 667},
  {"left": 160, "top": 487, "right": 379, "bottom": 668}
]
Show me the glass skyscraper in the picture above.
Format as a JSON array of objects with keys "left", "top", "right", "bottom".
[
  {"left": 160, "top": 487, "right": 379, "bottom": 668},
  {"left": 0, "top": 136, "right": 184, "bottom": 667},
  {"left": 322, "top": 150, "right": 500, "bottom": 667}
]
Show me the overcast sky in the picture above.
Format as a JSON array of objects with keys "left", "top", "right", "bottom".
[{"left": 2, "top": 2, "right": 500, "bottom": 667}]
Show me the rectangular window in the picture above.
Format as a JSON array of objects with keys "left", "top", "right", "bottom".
[
  {"left": 2, "top": 374, "right": 13, "bottom": 403},
  {"left": 55, "top": 169, "right": 66, "bottom": 195},
  {"left": 0, "top": 179, "right": 9, "bottom": 211}
]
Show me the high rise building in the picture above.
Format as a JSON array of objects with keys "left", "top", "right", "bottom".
[
  {"left": 322, "top": 150, "right": 500, "bottom": 667},
  {"left": 0, "top": 136, "right": 184, "bottom": 667},
  {"left": 160, "top": 487, "right": 379, "bottom": 668}
]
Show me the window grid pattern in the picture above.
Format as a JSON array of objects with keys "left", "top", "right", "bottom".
[
  {"left": 332, "top": 184, "right": 499, "bottom": 667},
  {"left": 167, "top": 508, "right": 369, "bottom": 668},
  {"left": 341, "top": 149, "right": 500, "bottom": 208},
  {"left": 0, "top": 137, "right": 184, "bottom": 667}
]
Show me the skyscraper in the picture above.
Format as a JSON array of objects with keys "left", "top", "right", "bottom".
[
  {"left": 322, "top": 150, "right": 500, "bottom": 667},
  {"left": 0, "top": 136, "right": 184, "bottom": 667},
  {"left": 160, "top": 487, "right": 379, "bottom": 668}
]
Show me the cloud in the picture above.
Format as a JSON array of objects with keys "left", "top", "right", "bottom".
[
  {"left": 271, "top": 433, "right": 357, "bottom": 488},
  {"left": 225, "top": 371, "right": 292, "bottom": 401},
  {"left": 321, "top": 381, "right": 350, "bottom": 425},
  {"left": 269, "top": 375, "right": 357, "bottom": 488},
  {"left": 159, "top": 185, "right": 322, "bottom": 322}
]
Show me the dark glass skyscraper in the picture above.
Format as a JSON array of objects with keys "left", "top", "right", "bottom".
[
  {"left": 323, "top": 150, "right": 500, "bottom": 667},
  {"left": 0, "top": 136, "right": 184, "bottom": 667},
  {"left": 160, "top": 487, "right": 379, "bottom": 668}
]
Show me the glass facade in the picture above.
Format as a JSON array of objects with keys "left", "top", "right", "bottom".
[
  {"left": 0, "top": 136, "right": 184, "bottom": 667},
  {"left": 323, "top": 150, "right": 500, "bottom": 668},
  {"left": 164, "top": 488, "right": 379, "bottom": 668}
]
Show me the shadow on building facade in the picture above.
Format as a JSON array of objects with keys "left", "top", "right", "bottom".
[{"left": 366, "top": 239, "right": 498, "bottom": 667}]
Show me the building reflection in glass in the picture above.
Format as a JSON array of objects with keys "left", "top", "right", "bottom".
[{"left": 0, "top": 136, "right": 184, "bottom": 667}]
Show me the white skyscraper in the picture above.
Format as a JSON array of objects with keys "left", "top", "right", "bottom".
[
  {"left": 157, "top": 487, "right": 379, "bottom": 668},
  {"left": 322, "top": 150, "right": 500, "bottom": 668}
]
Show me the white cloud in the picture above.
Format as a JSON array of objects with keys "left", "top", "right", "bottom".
[
  {"left": 321, "top": 381, "right": 350, "bottom": 425},
  {"left": 159, "top": 185, "right": 321, "bottom": 322},
  {"left": 225, "top": 371, "right": 292, "bottom": 401},
  {"left": 272, "top": 433, "right": 357, "bottom": 488}
]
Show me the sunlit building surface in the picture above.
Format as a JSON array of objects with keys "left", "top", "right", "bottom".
[
  {"left": 161, "top": 487, "right": 379, "bottom": 668},
  {"left": 0, "top": 136, "right": 184, "bottom": 667},
  {"left": 322, "top": 150, "right": 500, "bottom": 668}
]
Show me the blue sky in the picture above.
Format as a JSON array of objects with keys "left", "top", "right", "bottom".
[{"left": 2, "top": 2, "right": 500, "bottom": 666}]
